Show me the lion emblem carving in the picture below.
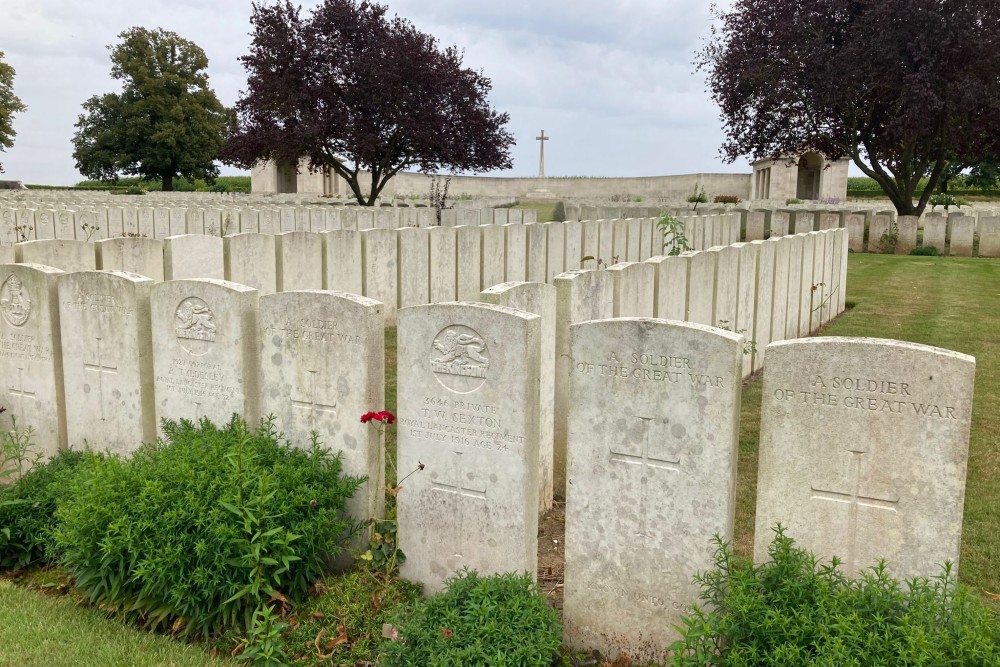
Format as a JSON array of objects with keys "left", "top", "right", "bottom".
[{"left": 433, "top": 330, "right": 490, "bottom": 369}]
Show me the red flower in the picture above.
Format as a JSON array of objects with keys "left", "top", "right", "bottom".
[
  {"left": 440, "top": 628, "right": 452, "bottom": 638},
  {"left": 378, "top": 410, "right": 396, "bottom": 424},
  {"left": 360, "top": 411, "right": 379, "bottom": 424}
]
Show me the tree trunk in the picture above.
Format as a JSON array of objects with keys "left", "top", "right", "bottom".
[{"left": 162, "top": 173, "right": 174, "bottom": 192}]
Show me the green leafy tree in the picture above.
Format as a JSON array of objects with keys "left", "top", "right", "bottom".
[
  {"left": 72, "top": 27, "right": 230, "bottom": 191},
  {"left": 0, "top": 50, "right": 27, "bottom": 174}
]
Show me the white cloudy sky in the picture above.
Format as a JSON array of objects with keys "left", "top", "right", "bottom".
[{"left": 1, "top": 0, "right": 760, "bottom": 185}]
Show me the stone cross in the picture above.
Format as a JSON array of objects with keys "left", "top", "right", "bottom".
[
  {"left": 610, "top": 415, "right": 681, "bottom": 539},
  {"left": 431, "top": 450, "right": 488, "bottom": 566},
  {"left": 536, "top": 130, "right": 549, "bottom": 178},
  {"left": 83, "top": 337, "right": 118, "bottom": 422},
  {"left": 290, "top": 369, "right": 337, "bottom": 429},
  {"left": 810, "top": 449, "right": 898, "bottom": 572},
  {"left": 9, "top": 367, "right": 36, "bottom": 413}
]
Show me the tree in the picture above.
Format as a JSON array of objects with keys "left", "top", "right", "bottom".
[
  {"left": 697, "top": 0, "right": 1000, "bottom": 216},
  {"left": 0, "top": 50, "right": 27, "bottom": 174},
  {"left": 72, "top": 28, "right": 230, "bottom": 191},
  {"left": 222, "top": 0, "right": 514, "bottom": 205}
]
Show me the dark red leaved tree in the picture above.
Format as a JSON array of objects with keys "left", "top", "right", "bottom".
[
  {"left": 696, "top": 0, "right": 1000, "bottom": 215},
  {"left": 222, "top": 0, "right": 514, "bottom": 205}
]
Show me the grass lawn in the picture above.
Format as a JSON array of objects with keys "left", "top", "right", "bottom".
[
  {"left": 0, "top": 581, "right": 225, "bottom": 667},
  {"left": 734, "top": 253, "right": 1000, "bottom": 605}
]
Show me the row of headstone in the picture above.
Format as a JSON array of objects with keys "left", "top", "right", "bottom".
[
  {"left": 390, "top": 304, "right": 975, "bottom": 662},
  {"left": 0, "top": 203, "right": 540, "bottom": 243},
  {"left": 0, "top": 266, "right": 386, "bottom": 532}
]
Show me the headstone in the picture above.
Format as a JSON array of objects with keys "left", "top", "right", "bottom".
[
  {"left": 895, "top": 216, "right": 918, "bottom": 255},
  {"left": 480, "top": 282, "right": 557, "bottom": 512},
  {"left": 978, "top": 216, "right": 1000, "bottom": 258},
  {"left": 797, "top": 233, "right": 816, "bottom": 335},
  {"left": 95, "top": 237, "right": 165, "bottom": 281},
  {"left": 58, "top": 270, "right": 155, "bottom": 453},
  {"left": 481, "top": 225, "right": 506, "bottom": 289},
  {"left": 770, "top": 210, "right": 791, "bottom": 237},
  {"left": 153, "top": 208, "right": 171, "bottom": 238},
  {"left": 456, "top": 226, "right": 482, "bottom": 301},
  {"left": 544, "top": 221, "right": 565, "bottom": 283},
  {"left": 846, "top": 213, "right": 866, "bottom": 252},
  {"left": 504, "top": 224, "right": 527, "bottom": 282},
  {"left": 734, "top": 242, "right": 758, "bottom": 377},
  {"left": 224, "top": 233, "right": 276, "bottom": 295},
  {"left": 275, "top": 231, "right": 323, "bottom": 292},
  {"left": 526, "top": 223, "right": 547, "bottom": 283},
  {"left": 751, "top": 239, "right": 775, "bottom": 372},
  {"left": 709, "top": 246, "right": 738, "bottom": 331},
  {"left": 949, "top": 216, "right": 974, "bottom": 257},
  {"left": 645, "top": 254, "right": 687, "bottom": 321},
  {"left": 754, "top": 338, "right": 975, "bottom": 580},
  {"left": 606, "top": 262, "right": 654, "bottom": 318},
  {"left": 0, "top": 264, "right": 66, "bottom": 459},
  {"left": 784, "top": 235, "right": 804, "bottom": 339},
  {"left": 922, "top": 215, "right": 947, "bottom": 254},
  {"left": 150, "top": 279, "right": 260, "bottom": 428},
  {"left": 259, "top": 291, "right": 385, "bottom": 535},
  {"left": 361, "top": 229, "right": 398, "bottom": 325},
  {"left": 685, "top": 251, "right": 716, "bottom": 326},
  {"left": 746, "top": 211, "right": 766, "bottom": 241},
  {"left": 398, "top": 227, "right": 430, "bottom": 308},
  {"left": 581, "top": 220, "right": 600, "bottom": 269},
  {"left": 321, "top": 230, "right": 362, "bottom": 295},
  {"left": 553, "top": 270, "right": 614, "bottom": 497},
  {"left": 429, "top": 227, "right": 457, "bottom": 303},
  {"left": 640, "top": 217, "right": 658, "bottom": 260},
  {"left": 869, "top": 214, "right": 892, "bottom": 253},
  {"left": 612, "top": 219, "right": 629, "bottom": 262},
  {"left": 563, "top": 220, "right": 583, "bottom": 272},
  {"left": 563, "top": 318, "right": 743, "bottom": 662},
  {"left": 164, "top": 235, "right": 225, "bottom": 281},
  {"left": 16, "top": 240, "right": 96, "bottom": 273},
  {"left": 396, "top": 302, "right": 541, "bottom": 594}
]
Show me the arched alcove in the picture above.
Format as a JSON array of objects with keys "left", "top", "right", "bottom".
[{"left": 796, "top": 152, "right": 823, "bottom": 200}]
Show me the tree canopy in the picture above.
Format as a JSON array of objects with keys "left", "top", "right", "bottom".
[
  {"left": 222, "top": 0, "right": 514, "bottom": 205},
  {"left": 72, "top": 27, "right": 230, "bottom": 191},
  {"left": 0, "top": 50, "right": 27, "bottom": 174},
  {"left": 697, "top": 0, "right": 1000, "bottom": 215}
]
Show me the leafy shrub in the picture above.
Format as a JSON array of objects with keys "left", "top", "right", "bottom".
[
  {"left": 911, "top": 245, "right": 940, "bottom": 256},
  {"left": 0, "top": 450, "right": 89, "bottom": 569},
  {"left": 713, "top": 194, "right": 741, "bottom": 204},
  {"left": 687, "top": 185, "right": 708, "bottom": 209},
  {"left": 54, "top": 415, "right": 363, "bottom": 638},
  {"left": 785, "top": 197, "right": 803, "bottom": 205},
  {"left": 383, "top": 570, "right": 561, "bottom": 667},
  {"left": 669, "top": 526, "right": 1000, "bottom": 666},
  {"left": 929, "top": 192, "right": 969, "bottom": 210}
]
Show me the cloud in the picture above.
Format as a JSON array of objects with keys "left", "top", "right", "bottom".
[{"left": 0, "top": 0, "right": 754, "bottom": 185}]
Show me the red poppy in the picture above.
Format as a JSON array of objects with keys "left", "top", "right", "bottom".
[
  {"left": 440, "top": 628, "right": 452, "bottom": 638},
  {"left": 360, "top": 411, "right": 379, "bottom": 424},
  {"left": 378, "top": 410, "right": 396, "bottom": 424}
]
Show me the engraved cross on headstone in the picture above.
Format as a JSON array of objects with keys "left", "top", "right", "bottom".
[
  {"left": 810, "top": 449, "right": 898, "bottom": 572},
  {"left": 431, "top": 450, "right": 487, "bottom": 569},
  {"left": 536, "top": 130, "right": 549, "bottom": 178},
  {"left": 83, "top": 337, "right": 118, "bottom": 422},
  {"left": 9, "top": 367, "right": 36, "bottom": 414},
  {"left": 290, "top": 370, "right": 337, "bottom": 429},
  {"left": 610, "top": 415, "right": 680, "bottom": 539}
]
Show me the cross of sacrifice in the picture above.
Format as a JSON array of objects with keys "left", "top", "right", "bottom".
[{"left": 536, "top": 130, "right": 549, "bottom": 178}]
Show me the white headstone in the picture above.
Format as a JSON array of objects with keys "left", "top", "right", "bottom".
[
  {"left": 456, "top": 226, "right": 482, "bottom": 301},
  {"left": 564, "top": 318, "right": 743, "bottom": 661},
  {"left": 150, "top": 279, "right": 260, "bottom": 428},
  {"left": 0, "top": 264, "right": 66, "bottom": 459},
  {"left": 361, "top": 229, "right": 398, "bottom": 325},
  {"left": 275, "top": 231, "right": 323, "bottom": 292},
  {"left": 164, "top": 235, "right": 224, "bottom": 281},
  {"left": 322, "top": 230, "right": 362, "bottom": 295},
  {"left": 259, "top": 290, "right": 385, "bottom": 533},
  {"left": 58, "top": 270, "right": 155, "bottom": 453},
  {"left": 429, "top": 227, "right": 457, "bottom": 303},
  {"left": 755, "top": 338, "right": 975, "bottom": 580},
  {"left": 95, "top": 237, "right": 164, "bottom": 281},
  {"left": 398, "top": 227, "right": 430, "bottom": 308},
  {"left": 397, "top": 302, "right": 541, "bottom": 594},
  {"left": 16, "top": 240, "right": 96, "bottom": 273},
  {"left": 480, "top": 282, "right": 557, "bottom": 512},
  {"left": 224, "top": 233, "right": 276, "bottom": 295}
]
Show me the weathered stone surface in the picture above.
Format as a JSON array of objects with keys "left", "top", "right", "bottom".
[
  {"left": 504, "top": 224, "right": 527, "bottom": 282},
  {"left": 224, "top": 233, "right": 276, "bottom": 295},
  {"left": 259, "top": 290, "right": 385, "bottom": 533},
  {"left": 321, "top": 230, "right": 362, "bottom": 295},
  {"left": 734, "top": 242, "right": 758, "bottom": 377},
  {"left": 751, "top": 239, "right": 775, "bottom": 372},
  {"left": 553, "top": 270, "right": 614, "bottom": 497},
  {"left": 685, "top": 250, "right": 715, "bottom": 326},
  {"left": 645, "top": 254, "right": 687, "bottom": 321},
  {"left": 481, "top": 225, "right": 506, "bottom": 289},
  {"left": 564, "top": 318, "right": 743, "bottom": 662},
  {"left": 606, "top": 261, "right": 654, "bottom": 318},
  {"left": 361, "top": 229, "right": 398, "bottom": 325},
  {"left": 480, "top": 281, "right": 557, "bottom": 512},
  {"left": 755, "top": 338, "right": 975, "bottom": 580},
  {"left": 58, "top": 270, "right": 155, "bottom": 453},
  {"left": 398, "top": 227, "right": 430, "bottom": 308},
  {"left": 164, "top": 234, "right": 224, "bottom": 281},
  {"left": 429, "top": 227, "right": 457, "bottom": 303},
  {"left": 275, "top": 231, "right": 323, "bottom": 292},
  {"left": 396, "top": 302, "right": 541, "bottom": 594},
  {"left": 0, "top": 264, "right": 65, "bottom": 459},
  {"left": 96, "top": 237, "right": 164, "bottom": 281},
  {"left": 527, "top": 223, "right": 547, "bottom": 283},
  {"left": 545, "top": 221, "right": 565, "bottom": 283},
  {"left": 456, "top": 226, "right": 482, "bottom": 301},
  {"left": 150, "top": 279, "right": 259, "bottom": 428},
  {"left": 16, "top": 240, "right": 95, "bottom": 272}
]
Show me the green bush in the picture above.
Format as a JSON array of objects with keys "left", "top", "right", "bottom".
[
  {"left": 910, "top": 246, "right": 940, "bottom": 256},
  {"left": 785, "top": 197, "right": 803, "bottom": 205},
  {"left": 669, "top": 526, "right": 1000, "bottom": 666},
  {"left": 0, "top": 450, "right": 89, "bottom": 569},
  {"left": 54, "top": 416, "right": 363, "bottom": 638},
  {"left": 383, "top": 570, "right": 561, "bottom": 667},
  {"left": 713, "top": 194, "right": 741, "bottom": 204}
]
